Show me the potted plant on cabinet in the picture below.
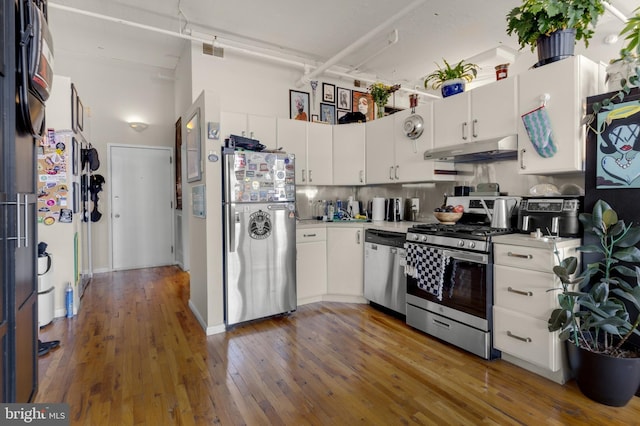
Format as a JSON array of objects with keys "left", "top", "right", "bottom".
[
  {"left": 606, "top": 6, "right": 640, "bottom": 92},
  {"left": 423, "top": 58, "right": 479, "bottom": 98},
  {"left": 506, "top": 0, "right": 608, "bottom": 66},
  {"left": 549, "top": 200, "right": 640, "bottom": 407}
]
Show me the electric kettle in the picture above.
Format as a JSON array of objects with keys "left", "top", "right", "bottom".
[{"left": 490, "top": 198, "right": 517, "bottom": 229}]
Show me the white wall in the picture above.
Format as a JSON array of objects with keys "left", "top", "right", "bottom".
[{"left": 52, "top": 52, "right": 176, "bottom": 273}]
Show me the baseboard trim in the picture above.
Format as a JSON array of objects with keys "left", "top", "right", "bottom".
[{"left": 188, "top": 299, "right": 225, "bottom": 335}]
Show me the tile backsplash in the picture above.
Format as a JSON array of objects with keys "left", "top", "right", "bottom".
[{"left": 295, "top": 159, "right": 585, "bottom": 221}]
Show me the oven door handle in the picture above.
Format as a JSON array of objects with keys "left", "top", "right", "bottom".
[{"left": 442, "top": 250, "right": 488, "bottom": 265}]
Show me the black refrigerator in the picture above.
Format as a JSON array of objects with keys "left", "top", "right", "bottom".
[
  {"left": 1, "top": 0, "right": 53, "bottom": 402},
  {"left": 585, "top": 87, "right": 640, "bottom": 349}
]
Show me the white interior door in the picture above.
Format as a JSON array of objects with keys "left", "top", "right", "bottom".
[{"left": 110, "top": 145, "right": 174, "bottom": 270}]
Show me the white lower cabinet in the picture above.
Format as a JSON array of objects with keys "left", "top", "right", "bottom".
[
  {"left": 492, "top": 235, "right": 580, "bottom": 384},
  {"left": 326, "top": 226, "right": 365, "bottom": 301},
  {"left": 296, "top": 228, "right": 327, "bottom": 305}
]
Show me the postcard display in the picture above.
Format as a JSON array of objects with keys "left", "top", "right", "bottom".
[{"left": 37, "top": 129, "right": 76, "bottom": 225}]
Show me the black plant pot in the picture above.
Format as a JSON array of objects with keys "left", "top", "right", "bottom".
[
  {"left": 535, "top": 29, "right": 576, "bottom": 67},
  {"left": 568, "top": 343, "right": 640, "bottom": 407}
]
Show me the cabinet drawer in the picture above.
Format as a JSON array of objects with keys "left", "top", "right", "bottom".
[
  {"left": 494, "top": 243, "right": 554, "bottom": 271},
  {"left": 493, "top": 306, "right": 562, "bottom": 371},
  {"left": 494, "top": 265, "right": 558, "bottom": 320},
  {"left": 296, "top": 227, "right": 326, "bottom": 243}
]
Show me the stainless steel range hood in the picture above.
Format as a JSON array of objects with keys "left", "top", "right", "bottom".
[{"left": 424, "top": 134, "right": 518, "bottom": 163}]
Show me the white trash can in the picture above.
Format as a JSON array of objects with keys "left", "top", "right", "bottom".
[{"left": 37, "top": 254, "right": 55, "bottom": 327}]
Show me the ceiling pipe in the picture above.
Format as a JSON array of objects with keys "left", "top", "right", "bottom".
[
  {"left": 348, "top": 29, "right": 399, "bottom": 73},
  {"left": 295, "top": 0, "right": 427, "bottom": 87},
  {"left": 48, "top": 1, "right": 438, "bottom": 99},
  {"left": 603, "top": 3, "right": 629, "bottom": 23}
]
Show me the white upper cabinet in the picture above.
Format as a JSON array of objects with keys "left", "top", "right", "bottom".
[
  {"left": 277, "top": 118, "right": 307, "bottom": 185},
  {"left": 365, "top": 117, "right": 395, "bottom": 184},
  {"left": 221, "top": 111, "right": 277, "bottom": 150},
  {"left": 434, "top": 77, "right": 518, "bottom": 148},
  {"left": 306, "top": 121, "right": 333, "bottom": 185},
  {"left": 517, "top": 55, "right": 599, "bottom": 175},
  {"left": 277, "top": 119, "right": 332, "bottom": 185},
  {"left": 333, "top": 123, "right": 366, "bottom": 185},
  {"left": 366, "top": 103, "right": 456, "bottom": 184}
]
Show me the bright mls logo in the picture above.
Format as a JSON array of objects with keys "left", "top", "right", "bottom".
[{"left": 1, "top": 404, "right": 69, "bottom": 425}]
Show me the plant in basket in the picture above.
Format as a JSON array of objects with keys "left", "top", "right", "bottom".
[{"left": 549, "top": 200, "right": 640, "bottom": 406}]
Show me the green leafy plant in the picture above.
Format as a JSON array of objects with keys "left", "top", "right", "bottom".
[
  {"left": 423, "top": 59, "right": 479, "bottom": 90},
  {"left": 506, "top": 0, "right": 608, "bottom": 52},
  {"left": 549, "top": 200, "right": 640, "bottom": 357}
]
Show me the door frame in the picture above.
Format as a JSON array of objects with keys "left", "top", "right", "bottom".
[{"left": 107, "top": 143, "right": 175, "bottom": 271}]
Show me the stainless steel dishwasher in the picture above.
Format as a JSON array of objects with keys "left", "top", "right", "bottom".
[{"left": 364, "top": 229, "right": 406, "bottom": 315}]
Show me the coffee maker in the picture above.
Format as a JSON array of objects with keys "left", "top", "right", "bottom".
[{"left": 385, "top": 198, "right": 404, "bottom": 222}]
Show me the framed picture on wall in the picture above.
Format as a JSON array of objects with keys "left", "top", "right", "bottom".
[
  {"left": 320, "top": 103, "right": 336, "bottom": 125},
  {"left": 322, "top": 83, "right": 335, "bottom": 103},
  {"left": 71, "top": 83, "right": 78, "bottom": 133},
  {"left": 290, "top": 90, "right": 310, "bottom": 121},
  {"left": 311, "top": 114, "right": 319, "bottom": 122},
  {"left": 337, "top": 87, "right": 351, "bottom": 110},
  {"left": 72, "top": 137, "right": 79, "bottom": 176},
  {"left": 352, "top": 91, "right": 374, "bottom": 122},
  {"left": 186, "top": 108, "right": 202, "bottom": 183}
]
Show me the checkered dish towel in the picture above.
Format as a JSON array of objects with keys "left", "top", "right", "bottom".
[{"left": 405, "top": 243, "right": 450, "bottom": 301}]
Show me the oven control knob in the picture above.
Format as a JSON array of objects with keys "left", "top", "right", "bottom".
[
  {"left": 458, "top": 240, "right": 465, "bottom": 247},
  {"left": 421, "top": 235, "right": 428, "bottom": 242},
  {"left": 469, "top": 241, "right": 476, "bottom": 249},
  {"left": 412, "top": 234, "right": 419, "bottom": 241}
]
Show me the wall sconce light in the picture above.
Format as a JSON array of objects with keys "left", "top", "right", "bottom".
[{"left": 129, "top": 121, "right": 148, "bottom": 132}]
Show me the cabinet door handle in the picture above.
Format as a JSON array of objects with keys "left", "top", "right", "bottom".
[
  {"left": 15, "top": 194, "right": 21, "bottom": 248},
  {"left": 507, "top": 331, "right": 532, "bottom": 343},
  {"left": 250, "top": 131, "right": 254, "bottom": 139},
  {"left": 356, "top": 230, "right": 361, "bottom": 245},
  {"left": 507, "top": 252, "right": 532, "bottom": 259},
  {"left": 23, "top": 194, "right": 29, "bottom": 248},
  {"left": 389, "top": 166, "right": 394, "bottom": 180},
  {"left": 301, "top": 169, "right": 306, "bottom": 182},
  {"left": 507, "top": 287, "right": 533, "bottom": 297},
  {"left": 472, "top": 119, "right": 478, "bottom": 138},
  {"left": 462, "top": 122, "right": 468, "bottom": 140},
  {"left": 394, "top": 165, "right": 399, "bottom": 180},
  {"left": 241, "top": 130, "right": 246, "bottom": 137},
  {"left": 303, "top": 233, "right": 317, "bottom": 238},
  {"left": 360, "top": 170, "right": 364, "bottom": 183},
  {"left": 520, "top": 148, "right": 527, "bottom": 170},
  {"left": 309, "top": 170, "right": 313, "bottom": 183}
]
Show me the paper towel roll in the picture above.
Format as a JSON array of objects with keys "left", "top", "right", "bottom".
[{"left": 372, "top": 197, "right": 385, "bottom": 221}]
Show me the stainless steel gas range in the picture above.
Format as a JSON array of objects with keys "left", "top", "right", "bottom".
[{"left": 404, "top": 195, "right": 520, "bottom": 360}]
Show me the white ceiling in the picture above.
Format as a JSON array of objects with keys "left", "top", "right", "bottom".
[{"left": 47, "top": 0, "right": 640, "bottom": 92}]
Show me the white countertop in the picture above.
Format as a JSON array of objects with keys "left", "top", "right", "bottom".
[
  {"left": 492, "top": 233, "right": 581, "bottom": 249},
  {"left": 296, "top": 219, "right": 430, "bottom": 234}
]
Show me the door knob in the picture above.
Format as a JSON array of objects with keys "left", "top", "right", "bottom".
[{"left": 114, "top": 214, "right": 120, "bottom": 218}]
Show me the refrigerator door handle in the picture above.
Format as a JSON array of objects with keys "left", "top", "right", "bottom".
[
  {"left": 228, "top": 205, "right": 238, "bottom": 253},
  {"left": 224, "top": 154, "right": 235, "bottom": 202}
]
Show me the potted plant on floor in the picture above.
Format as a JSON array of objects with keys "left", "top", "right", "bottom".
[
  {"left": 506, "top": 0, "right": 608, "bottom": 67},
  {"left": 606, "top": 6, "right": 640, "bottom": 92},
  {"left": 549, "top": 199, "right": 640, "bottom": 407},
  {"left": 423, "top": 58, "right": 479, "bottom": 98}
]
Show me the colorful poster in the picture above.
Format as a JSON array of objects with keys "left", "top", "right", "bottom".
[{"left": 37, "top": 129, "right": 72, "bottom": 224}]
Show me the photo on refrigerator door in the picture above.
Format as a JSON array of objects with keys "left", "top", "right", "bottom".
[{"left": 595, "top": 101, "right": 640, "bottom": 189}]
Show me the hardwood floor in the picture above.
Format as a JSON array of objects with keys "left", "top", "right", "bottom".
[{"left": 36, "top": 266, "right": 640, "bottom": 425}]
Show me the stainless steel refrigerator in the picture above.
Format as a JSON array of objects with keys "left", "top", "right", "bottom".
[{"left": 222, "top": 150, "right": 297, "bottom": 326}]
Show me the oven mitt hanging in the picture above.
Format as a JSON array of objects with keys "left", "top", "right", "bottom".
[{"left": 521, "top": 106, "right": 557, "bottom": 158}]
